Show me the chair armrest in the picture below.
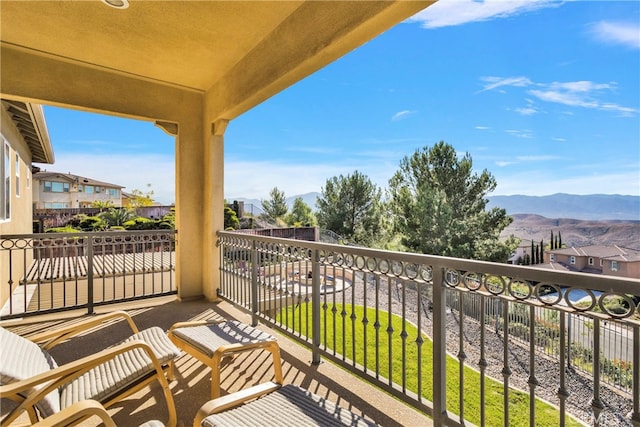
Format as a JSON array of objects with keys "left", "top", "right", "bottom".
[
  {"left": 31, "top": 400, "right": 118, "bottom": 427},
  {"left": 28, "top": 311, "right": 140, "bottom": 350},
  {"left": 193, "top": 381, "right": 281, "bottom": 427},
  {"left": 0, "top": 340, "right": 168, "bottom": 426}
]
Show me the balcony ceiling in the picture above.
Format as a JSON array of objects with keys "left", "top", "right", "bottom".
[{"left": 0, "top": 1, "right": 432, "bottom": 121}]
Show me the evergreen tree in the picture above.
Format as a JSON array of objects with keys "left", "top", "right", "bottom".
[
  {"left": 316, "top": 171, "right": 383, "bottom": 245},
  {"left": 539, "top": 240, "right": 544, "bottom": 264},
  {"left": 558, "top": 231, "right": 562, "bottom": 248},
  {"left": 285, "top": 197, "right": 317, "bottom": 227},
  {"left": 261, "top": 187, "right": 288, "bottom": 224},
  {"left": 531, "top": 241, "right": 535, "bottom": 264},
  {"left": 224, "top": 205, "right": 240, "bottom": 230},
  {"left": 388, "top": 141, "right": 513, "bottom": 261},
  {"left": 550, "top": 230, "right": 554, "bottom": 249}
]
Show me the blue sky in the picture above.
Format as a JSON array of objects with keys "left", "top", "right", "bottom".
[{"left": 39, "top": 0, "right": 640, "bottom": 205}]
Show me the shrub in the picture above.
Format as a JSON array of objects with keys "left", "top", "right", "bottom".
[
  {"left": 78, "top": 216, "right": 107, "bottom": 231},
  {"left": 123, "top": 217, "right": 154, "bottom": 230},
  {"left": 45, "top": 226, "right": 80, "bottom": 233}
]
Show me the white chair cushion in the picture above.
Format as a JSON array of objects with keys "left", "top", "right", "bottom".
[
  {"left": 200, "top": 384, "right": 378, "bottom": 427},
  {"left": 59, "top": 326, "right": 180, "bottom": 411},
  {"left": 0, "top": 327, "right": 61, "bottom": 416}
]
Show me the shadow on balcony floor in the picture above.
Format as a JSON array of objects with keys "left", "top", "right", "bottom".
[{"left": 1, "top": 296, "right": 433, "bottom": 427}]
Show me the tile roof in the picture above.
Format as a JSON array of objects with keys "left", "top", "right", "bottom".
[
  {"left": 33, "top": 171, "right": 124, "bottom": 189},
  {"left": 548, "top": 245, "right": 640, "bottom": 260}
]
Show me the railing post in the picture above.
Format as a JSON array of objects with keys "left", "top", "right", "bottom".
[
  {"left": 251, "top": 240, "right": 259, "bottom": 327},
  {"left": 311, "top": 248, "right": 321, "bottom": 365},
  {"left": 432, "top": 266, "right": 447, "bottom": 425},
  {"left": 86, "top": 234, "right": 94, "bottom": 315},
  {"left": 631, "top": 325, "right": 639, "bottom": 427}
]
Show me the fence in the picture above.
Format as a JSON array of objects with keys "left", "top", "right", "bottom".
[
  {"left": 1, "top": 230, "right": 177, "bottom": 319},
  {"left": 216, "top": 230, "right": 640, "bottom": 427}
]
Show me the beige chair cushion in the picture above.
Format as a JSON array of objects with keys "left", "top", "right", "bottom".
[
  {"left": 0, "top": 327, "right": 61, "bottom": 416},
  {"left": 171, "top": 320, "right": 275, "bottom": 358},
  {"left": 200, "top": 384, "right": 378, "bottom": 427},
  {"left": 59, "top": 326, "right": 180, "bottom": 413}
]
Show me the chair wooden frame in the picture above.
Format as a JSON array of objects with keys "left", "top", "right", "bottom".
[
  {"left": 168, "top": 320, "right": 283, "bottom": 399},
  {"left": 29, "top": 400, "right": 119, "bottom": 427},
  {"left": 0, "top": 311, "right": 177, "bottom": 427}
]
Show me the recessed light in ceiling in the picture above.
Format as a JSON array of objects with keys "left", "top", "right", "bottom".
[{"left": 102, "top": 0, "right": 129, "bottom": 9}]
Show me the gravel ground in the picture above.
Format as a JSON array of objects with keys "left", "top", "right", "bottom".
[{"left": 339, "top": 276, "right": 634, "bottom": 426}]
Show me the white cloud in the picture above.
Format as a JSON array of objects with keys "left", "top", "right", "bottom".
[
  {"left": 391, "top": 110, "right": 417, "bottom": 121},
  {"left": 408, "top": 0, "right": 562, "bottom": 29},
  {"left": 514, "top": 107, "right": 538, "bottom": 116},
  {"left": 505, "top": 129, "right": 534, "bottom": 139},
  {"left": 475, "top": 126, "right": 491, "bottom": 130},
  {"left": 480, "top": 76, "right": 638, "bottom": 116},
  {"left": 589, "top": 21, "right": 640, "bottom": 49},
  {"left": 495, "top": 161, "right": 515, "bottom": 167},
  {"left": 515, "top": 155, "right": 561, "bottom": 162},
  {"left": 479, "top": 76, "right": 532, "bottom": 92}
]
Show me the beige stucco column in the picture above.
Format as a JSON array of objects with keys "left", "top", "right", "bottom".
[
  {"left": 171, "top": 112, "right": 225, "bottom": 301},
  {"left": 172, "top": 109, "right": 208, "bottom": 300},
  {"left": 201, "top": 119, "right": 227, "bottom": 301}
]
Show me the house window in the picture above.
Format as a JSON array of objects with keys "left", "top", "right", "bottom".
[
  {"left": 44, "top": 181, "right": 70, "bottom": 193},
  {"left": 95, "top": 186, "right": 101, "bottom": 193},
  {"left": 588, "top": 257, "right": 594, "bottom": 266},
  {"left": 550, "top": 254, "right": 556, "bottom": 262},
  {"left": 2, "top": 139, "right": 10, "bottom": 220},
  {"left": 26, "top": 168, "right": 31, "bottom": 189},
  {"left": 570, "top": 256, "right": 576, "bottom": 265},
  {"left": 78, "top": 185, "right": 83, "bottom": 192},
  {"left": 611, "top": 261, "right": 618, "bottom": 272},
  {"left": 15, "top": 153, "right": 20, "bottom": 197},
  {"left": 85, "top": 185, "right": 94, "bottom": 193},
  {"left": 600, "top": 259, "right": 603, "bottom": 266},
  {"left": 108, "top": 188, "right": 119, "bottom": 197},
  {"left": 44, "top": 202, "right": 70, "bottom": 209}
]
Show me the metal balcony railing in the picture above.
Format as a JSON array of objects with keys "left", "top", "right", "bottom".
[
  {"left": 0, "top": 230, "right": 177, "bottom": 319},
  {"left": 216, "top": 230, "right": 640, "bottom": 427}
]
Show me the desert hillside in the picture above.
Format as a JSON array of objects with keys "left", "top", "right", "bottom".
[{"left": 501, "top": 214, "right": 640, "bottom": 250}]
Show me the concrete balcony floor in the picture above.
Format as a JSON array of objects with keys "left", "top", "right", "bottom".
[{"left": 1, "top": 296, "right": 433, "bottom": 427}]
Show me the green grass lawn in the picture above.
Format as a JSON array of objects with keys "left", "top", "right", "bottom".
[{"left": 278, "top": 303, "right": 583, "bottom": 427}]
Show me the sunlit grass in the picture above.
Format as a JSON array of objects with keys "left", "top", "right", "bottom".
[{"left": 277, "top": 303, "right": 583, "bottom": 427}]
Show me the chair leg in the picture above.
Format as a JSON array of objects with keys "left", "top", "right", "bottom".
[
  {"left": 267, "top": 342, "right": 284, "bottom": 385},
  {"left": 211, "top": 353, "right": 223, "bottom": 399}
]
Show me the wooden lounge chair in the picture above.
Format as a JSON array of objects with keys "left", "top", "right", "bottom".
[
  {"left": 0, "top": 311, "right": 180, "bottom": 426},
  {"left": 194, "top": 382, "right": 379, "bottom": 427},
  {"left": 30, "top": 400, "right": 164, "bottom": 427},
  {"left": 26, "top": 383, "right": 378, "bottom": 427}
]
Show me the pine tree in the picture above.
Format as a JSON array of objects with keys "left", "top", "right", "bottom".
[{"left": 531, "top": 241, "right": 536, "bottom": 264}]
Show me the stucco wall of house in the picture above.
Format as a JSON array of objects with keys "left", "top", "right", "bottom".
[{"left": 0, "top": 106, "right": 35, "bottom": 307}]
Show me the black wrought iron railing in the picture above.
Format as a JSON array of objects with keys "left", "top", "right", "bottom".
[
  {"left": 0, "top": 230, "right": 176, "bottom": 319},
  {"left": 216, "top": 230, "right": 640, "bottom": 427}
]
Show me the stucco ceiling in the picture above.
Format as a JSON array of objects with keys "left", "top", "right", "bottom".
[{"left": 1, "top": 1, "right": 432, "bottom": 121}]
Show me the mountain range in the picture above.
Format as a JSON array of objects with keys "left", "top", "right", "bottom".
[{"left": 230, "top": 193, "right": 639, "bottom": 221}]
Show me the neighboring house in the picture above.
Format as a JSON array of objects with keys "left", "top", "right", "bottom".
[
  {"left": 32, "top": 170, "right": 124, "bottom": 208},
  {"left": 543, "top": 245, "right": 640, "bottom": 279},
  {"left": 507, "top": 239, "right": 533, "bottom": 265},
  {"left": 1, "top": 99, "right": 54, "bottom": 309}
]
